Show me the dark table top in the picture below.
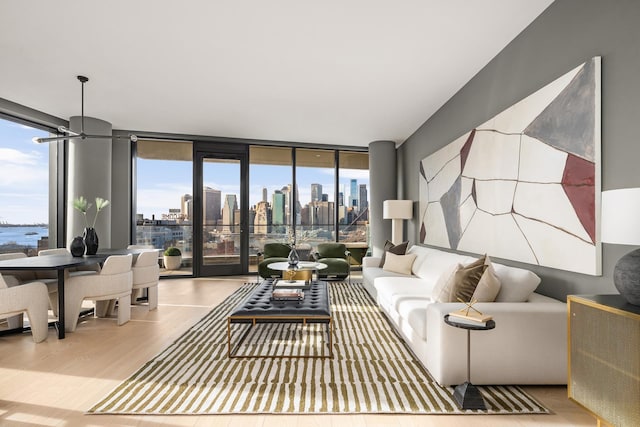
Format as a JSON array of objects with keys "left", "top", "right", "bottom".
[
  {"left": 0, "top": 254, "right": 103, "bottom": 270},
  {"left": 0, "top": 248, "right": 156, "bottom": 270}
]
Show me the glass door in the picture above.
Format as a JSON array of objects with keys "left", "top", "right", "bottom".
[{"left": 194, "top": 145, "right": 248, "bottom": 276}]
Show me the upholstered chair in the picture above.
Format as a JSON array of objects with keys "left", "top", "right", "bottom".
[
  {"left": 131, "top": 250, "right": 160, "bottom": 310},
  {"left": 64, "top": 254, "right": 133, "bottom": 332},
  {"left": 37, "top": 248, "right": 99, "bottom": 315},
  {"left": 0, "top": 274, "right": 50, "bottom": 343},
  {"left": 313, "top": 243, "right": 351, "bottom": 282},
  {"left": 257, "top": 243, "right": 292, "bottom": 279}
]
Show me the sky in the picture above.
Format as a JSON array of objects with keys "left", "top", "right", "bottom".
[
  {"left": 0, "top": 116, "right": 369, "bottom": 223},
  {"left": 0, "top": 119, "right": 49, "bottom": 224}
]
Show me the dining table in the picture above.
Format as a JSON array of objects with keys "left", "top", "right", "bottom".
[{"left": 0, "top": 248, "right": 155, "bottom": 339}]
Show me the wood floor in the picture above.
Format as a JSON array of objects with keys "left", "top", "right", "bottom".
[{"left": 0, "top": 275, "right": 596, "bottom": 426}]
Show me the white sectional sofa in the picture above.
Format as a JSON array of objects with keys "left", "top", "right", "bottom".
[{"left": 362, "top": 245, "right": 567, "bottom": 386}]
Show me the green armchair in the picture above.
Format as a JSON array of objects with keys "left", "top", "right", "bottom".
[
  {"left": 313, "top": 243, "right": 351, "bottom": 282},
  {"left": 257, "top": 243, "right": 292, "bottom": 279}
]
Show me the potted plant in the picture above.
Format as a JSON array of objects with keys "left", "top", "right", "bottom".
[{"left": 163, "top": 247, "right": 182, "bottom": 270}]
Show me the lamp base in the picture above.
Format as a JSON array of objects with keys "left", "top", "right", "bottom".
[{"left": 613, "top": 248, "right": 640, "bottom": 306}]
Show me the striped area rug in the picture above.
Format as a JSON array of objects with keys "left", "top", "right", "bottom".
[{"left": 89, "top": 282, "right": 549, "bottom": 415}]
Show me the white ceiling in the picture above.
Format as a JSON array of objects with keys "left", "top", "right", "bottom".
[{"left": 0, "top": 0, "right": 554, "bottom": 147}]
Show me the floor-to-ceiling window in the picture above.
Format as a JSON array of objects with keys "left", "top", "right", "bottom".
[
  {"left": 0, "top": 116, "right": 58, "bottom": 256},
  {"left": 134, "top": 139, "right": 193, "bottom": 275},
  {"left": 248, "top": 146, "right": 293, "bottom": 272},
  {"left": 295, "top": 148, "right": 336, "bottom": 249},
  {"left": 338, "top": 150, "right": 370, "bottom": 263}
]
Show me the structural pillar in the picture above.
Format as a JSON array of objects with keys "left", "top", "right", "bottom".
[
  {"left": 368, "top": 140, "right": 397, "bottom": 257},
  {"left": 66, "top": 116, "right": 112, "bottom": 248}
]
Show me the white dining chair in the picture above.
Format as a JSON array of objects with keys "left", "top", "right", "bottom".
[
  {"left": 0, "top": 274, "right": 50, "bottom": 343},
  {"left": 64, "top": 254, "right": 133, "bottom": 332},
  {"left": 131, "top": 250, "right": 160, "bottom": 310}
]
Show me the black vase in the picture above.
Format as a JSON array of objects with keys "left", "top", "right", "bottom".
[
  {"left": 70, "top": 236, "right": 86, "bottom": 257},
  {"left": 83, "top": 227, "right": 99, "bottom": 255}
]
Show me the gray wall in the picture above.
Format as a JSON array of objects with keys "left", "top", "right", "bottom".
[{"left": 398, "top": 0, "right": 640, "bottom": 300}]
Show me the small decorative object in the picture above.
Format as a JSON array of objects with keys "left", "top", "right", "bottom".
[
  {"left": 69, "top": 236, "right": 86, "bottom": 257},
  {"left": 287, "top": 228, "right": 299, "bottom": 268},
  {"left": 287, "top": 244, "right": 300, "bottom": 268},
  {"left": 83, "top": 227, "right": 99, "bottom": 255},
  {"left": 73, "top": 196, "right": 110, "bottom": 256},
  {"left": 163, "top": 247, "right": 182, "bottom": 270}
]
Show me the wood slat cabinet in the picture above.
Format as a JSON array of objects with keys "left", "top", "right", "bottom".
[{"left": 567, "top": 295, "right": 640, "bottom": 427}]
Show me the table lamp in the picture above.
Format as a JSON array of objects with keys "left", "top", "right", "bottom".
[
  {"left": 383, "top": 200, "right": 413, "bottom": 245},
  {"left": 601, "top": 188, "right": 640, "bottom": 305}
]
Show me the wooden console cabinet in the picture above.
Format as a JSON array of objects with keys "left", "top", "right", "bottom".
[{"left": 567, "top": 295, "right": 640, "bottom": 427}]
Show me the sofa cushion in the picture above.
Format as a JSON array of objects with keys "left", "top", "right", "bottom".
[
  {"left": 407, "top": 245, "right": 431, "bottom": 275},
  {"left": 379, "top": 240, "right": 408, "bottom": 267},
  {"left": 375, "top": 277, "right": 433, "bottom": 308},
  {"left": 413, "top": 249, "right": 477, "bottom": 284},
  {"left": 492, "top": 263, "right": 541, "bottom": 302},
  {"left": 396, "top": 298, "right": 430, "bottom": 341},
  {"left": 382, "top": 252, "right": 417, "bottom": 275}
]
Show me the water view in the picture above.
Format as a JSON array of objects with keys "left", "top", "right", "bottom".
[{"left": 0, "top": 225, "right": 49, "bottom": 250}]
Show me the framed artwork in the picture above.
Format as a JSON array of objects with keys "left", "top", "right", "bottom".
[{"left": 419, "top": 57, "right": 601, "bottom": 275}]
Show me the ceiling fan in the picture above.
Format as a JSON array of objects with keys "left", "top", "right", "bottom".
[{"left": 32, "top": 75, "right": 138, "bottom": 144}]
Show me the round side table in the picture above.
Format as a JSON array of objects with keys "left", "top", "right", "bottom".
[{"left": 444, "top": 314, "right": 496, "bottom": 410}]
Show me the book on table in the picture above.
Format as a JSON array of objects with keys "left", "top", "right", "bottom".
[
  {"left": 271, "top": 288, "right": 304, "bottom": 301},
  {"left": 448, "top": 308, "right": 493, "bottom": 326},
  {"left": 273, "top": 279, "right": 310, "bottom": 290}
]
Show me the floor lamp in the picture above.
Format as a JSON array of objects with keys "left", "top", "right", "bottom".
[{"left": 383, "top": 200, "right": 413, "bottom": 245}]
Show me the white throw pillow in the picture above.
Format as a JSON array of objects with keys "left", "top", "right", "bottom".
[
  {"left": 382, "top": 252, "right": 417, "bottom": 275},
  {"left": 493, "top": 263, "right": 541, "bottom": 302}
]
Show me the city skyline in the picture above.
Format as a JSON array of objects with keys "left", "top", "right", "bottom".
[{"left": 0, "top": 116, "right": 369, "bottom": 226}]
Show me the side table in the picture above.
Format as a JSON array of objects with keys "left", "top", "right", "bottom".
[{"left": 443, "top": 314, "right": 496, "bottom": 410}]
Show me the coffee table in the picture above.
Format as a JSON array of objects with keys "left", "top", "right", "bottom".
[
  {"left": 227, "top": 278, "right": 333, "bottom": 358},
  {"left": 266, "top": 261, "right": 327, "bottom": 282}
]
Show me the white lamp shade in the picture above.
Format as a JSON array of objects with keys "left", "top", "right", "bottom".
[
  {"left": 601, "top": 188, "right": 640, "bottom": 245},
  {"left": 383, "top": 200, "right": 413, "bottom": 219}
]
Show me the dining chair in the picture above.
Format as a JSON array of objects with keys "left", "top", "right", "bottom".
[
  {"left": 0, "top": 274, "right": 50, "bottom": 342},
  {"left": 37, "top": 248, "right": 99, "bottom": 316},
  {"left": 64, "top": 254, "right": 133, "bottom": 332},
  {"left": 131, "top": 250, "right": 160, "bottom": 310}
]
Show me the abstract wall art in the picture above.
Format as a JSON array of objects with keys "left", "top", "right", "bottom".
[{"left": 419, "top": 57, "right": 601, "bottom": 275}]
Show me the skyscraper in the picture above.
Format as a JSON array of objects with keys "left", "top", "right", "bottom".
[
  {"left": 350, "top": 179, "right": 358, "bottom": 209},
  {"left": 203, "top": 187, "right": 221, "bottom": 226},
  {"left": 254, "top": 201, "right": 270, "bottom": 234},
  {"left": 311, "top": 183, "right": 322, "bottom": 202},
  {"left": 222, "top": 194, "right": 238, "bottom": 232},
  {"left": 181, "top": 194, "right": 192, "bottom": 222},
  {"left": 359, "top": 184, "right": 368, "bottom": 210},
  {"left": 272, "top": 191, "right": 285, "bottom": 226},
  {"left": 262, "top": 187, "right": 267, "bottom": 203}
]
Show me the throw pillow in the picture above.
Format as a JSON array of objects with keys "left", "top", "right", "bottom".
[
  {"left": 451, "top": 255, "right": 488, "bottom": 302},
  {"left": 378, "top": 240, "right": 409, "bottom": 267},
  {"left": 382, "top": 252, "right": 417, "bottom": 275},
  {"left": 472, "top": 256, "right": 502, "bottom": 302},
  {"left": 493, "top": 263, "right": 541, "bottom": 302},
  {"left": 432, "top": 263, "right": 462, "bottom": 302}
]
